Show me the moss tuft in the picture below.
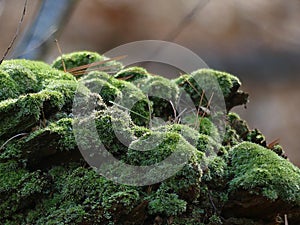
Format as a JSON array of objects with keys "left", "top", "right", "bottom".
[
  {"left": 52, "top": 51, "right": 123, "bottom": 74},
  {"left": 115, "top": 66, "right": 150, "bottom": 82},
  {"left": 228, "top": 142, "right": 300, "bottom": 203},
  {"left": 174, "top": 69, "right": 248, "bottom": 111}
]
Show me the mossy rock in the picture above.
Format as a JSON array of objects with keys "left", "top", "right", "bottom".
[{"left": 1, "top": 52, "right": 300, "bottom": 225}]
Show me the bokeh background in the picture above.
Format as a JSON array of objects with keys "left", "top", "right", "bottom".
[{"left": 1, "top": 0, "right": 299, "bottom": 166}]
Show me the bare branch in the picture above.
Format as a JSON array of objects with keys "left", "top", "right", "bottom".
[
  {"left": 0, "top": 0, "right": 28, "bottom": 64},
  {"left": 0, "top": 133, "right": 29, "bottom": 152},
  {"left": 164, "top": 0, "right": 210, "bottom": 42}
]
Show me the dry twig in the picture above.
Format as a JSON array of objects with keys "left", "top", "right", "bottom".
[{"left": 0, "top": 0, "right": 28, "bottom": 64}]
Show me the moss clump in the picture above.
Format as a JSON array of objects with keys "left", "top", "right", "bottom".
[
  {"left": 74, "top": 107, "right": 136, "bottom": 162},
  {"left": 147, "top": 190, "right": 187, "bottom": 216},
  {"left": 138, "top": 76, "right": 179, "bottom": 121},
  {"left": 0, "top": 90, "right": 66, "bottom": 139},
  {"left": 52, "top": 51, "right": 123, "bottom": 74},
  {"left": 81, "top": 70, "right": 151, "bottom": 126},
  {"left": 0, "top": 161, "right": 49, "bottom": 222},
  {"left": 21, "top": 165, "right": 143, "bottom": 225},
  {"left": 228, "top": 142, "right": 300, "bottom": 203},
  {"left": 1, "top": 51, "right": 300, "bottom": 225},
  {"left": 0, "top": 70, "right": 21, "bottom": 100},
  {"left": 0, "top": 59, "right": 75, "bottom": 101},
  {"left": 81, "top": 77, "right": 123, "bottom": 105},
  {"left": 114, "top": 66, "right": 150, "bottom": 82},
  {"left": 127, "top": 131, "right": 195, "bottom": 166},
  {"left": 174, "top": 69, "right": 248, "bottom": 111}
]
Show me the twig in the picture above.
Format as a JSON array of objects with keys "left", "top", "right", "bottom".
[
  {"left": 70, "top": 65, "right": 119, "bottom": 76},
  {"left": 195, "top": 90, "right": 205, "bottom": 129},
  {"left": 55, "top": 39, "right": 67, "bottom": 72},
  {"left": 164, "top": 0, "right": 210, "bottom": 42},
  {"left": 267, "top": 138, "right": 280, "bottom": 149},
  {"left": 284, "top": 214, "right": 289, "bottom": 225},
  {"left": 198, "top": 92, "right": 214, "bottom": 130},
  {"left": 146, "top": 95, "right": 153, "bottom": 128},
  {"left": 207, "top": 189, "right": 218, "bottom": 213},
  {"left": 169, "top": 100, "right": 177, "bottom": 121},
  {"left": 140, "top": 0, "right": 210, "bottom": 68},
  {"left": 0, "top": 0, "right": 28, "bottom": 64},
  {"left": 67, "top": 55, "right": 127, "bottom": 73},
  {"left": 109, "top": 101, "right": 150, "bottom": 122},
  {"left": 0, "top": 133, "right": 29, "bottom": 152}
]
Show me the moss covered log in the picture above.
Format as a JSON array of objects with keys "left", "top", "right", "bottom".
[{"left": 0, "top": 51, "right": 299, "bottom": 225}]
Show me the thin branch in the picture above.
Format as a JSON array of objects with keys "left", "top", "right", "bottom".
[
  {"left": 55, "top": 39, "right": 67, "bottom": 72},
  {"left": 195, "top": 90, "right": 205, "bottom": 129},
  {"left": 0, "top": 133, "right": 29, "bottom": 152},
  {"left": 140, "top": 0, "right": 210, "bottom": 69},
  {"left": 109, "top": 101, "right": 150, "bottom": 122},
  {"left": 284, "top": 214, "right": 289, "bottom": 225},
  {"left": 207, "top": 190, "right": 218, "bottom": 213},
  {"left": 164, "top": 0, "right": 210, "bottom": 42},
  {"left": 67, "top": 55, "right": 127, "bottom": 73},
  {"left": 0, "top": 0, "right": 28, "bottom": 64},
  {"left": 198, "top": 92, "right": 214, "bottom": 130},
  {"left": 70, "top": 65, "right": 120, "bottom": 76}
]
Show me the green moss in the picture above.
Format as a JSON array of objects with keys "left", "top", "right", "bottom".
[
  {"left": 154, "top": 124, "right": 199, "bottom": 145},
  {"left": 153, "top": 123, "right": 220, "bottom": 157},
  {"left": 174, "top": 69, "right": 244, "bottom": 110},
  {"left": 0, "top": 59, "right": 75, "bottom": 99},
  {"left": 81, "top": 70, "right": 151, "bottom": 126},
  {"left": 82, "top": 70, "right": 112, "bottom": 81},
  {"left": 22, "top": 165, "right": 143, "bottom": 225},
  {"left": 127, "top": 131, "right": 204, "bottom": 201},
  {"left": 52, "top": 51, "right": 103, "bottom": 70},
  {"left": 74, "top": 108, "right": 136, "bottom": 160},
  {"left": 198, "top": 117, "right": 220, "bottom": 141},
  {"left": 114, "top": 66, "right": 150, "bottom": 82},
  {"left": 227, "top": 112, "right": 249, "bottom": 139},
  {"left": 132, "top": 125, "right": 151, "bottom": 138},
  {"left": 0, "top": 161, "right": 49, "bottom": 221},
  {"left": 147, "top": 190, "right": 187, "bottom": 216},
  {"left": 138, "top": 76, "right": 179, "bottom": 121},
  {"left": 52, "top": 51, "right": 123, "bottom": 74},
  {"left": 0, "top": 90, "right": 66, "bottom": 139},
  {"left": 203, "top": 156, "right": 227, "bottom": 187},
  {"left": 0, "top": 70, "right": 20, "bottom": 101},
  {"left": 127, "top": 131, "right": 190, "bottom": 166},
  {"left": 229, "top": 142, "right": 300, "bottom": 203},
  {"left": 81, "top": 77, "right": 122, "bottom": 105},
  {"left": 109, "top": 78, "right": 151, "bottom": 126},
  {"left": 1, "top": 51, "right": 299, "bottom": 225},
  {"left": 25, "top": 117, "right": 76, "bottom": 152}
]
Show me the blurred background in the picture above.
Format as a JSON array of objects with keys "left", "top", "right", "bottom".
[{"left": 1, "top": 0, "right": 299, "bottom": 166}]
